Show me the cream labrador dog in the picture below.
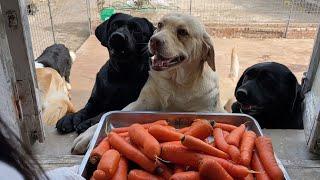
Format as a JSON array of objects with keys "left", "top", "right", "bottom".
[
  {"left": 36, "top": 68, "right": 76, "bottom": 125},
  {"left": 71, "top": 13, "right": 225, "bottom": 154}
]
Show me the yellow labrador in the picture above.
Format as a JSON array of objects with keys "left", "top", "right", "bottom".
[
  {"left": 36, "top": 68, "right": 75, "bottom": 126},
  {"left": 71, "top": 13, "right": 232, "bottom": 154},
  {"left": 123, "top": 13, "right": 223, "bottom": 112}
]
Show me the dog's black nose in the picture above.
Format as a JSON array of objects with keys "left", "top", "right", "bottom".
[
  {"left": 149, "top": 36, "right": 163, "bottom": 51},
  {"left": 236, "top": 88, "right": 248, "bottom": 102},
  {"left": 109, "top": 32, "right": 126, "bottom": 51}
]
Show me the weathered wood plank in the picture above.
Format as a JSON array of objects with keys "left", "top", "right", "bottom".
[
  {"left": 36, "top": 154, "right": 320, "bottom": 179},
  {"left": 302, "top": 24, "right": 320, "bottom": 154},
  {"left": 36, "top": 155, "right": 83, "bottom": 171},
  {"left": 0, "top": 4, "right": 21, "bottom": 136},
  {"left": 0, "top": 0, "right": 44, "bottom": 146}
]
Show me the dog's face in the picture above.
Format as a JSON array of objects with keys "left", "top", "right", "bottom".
[
  {"left": 235, "top": 62, "right": 300, "bottom": 115},
  {"left": 149, "top": 13, "right": 215, "bottom": 71},
  {"left": 95, "top": 13, "right": 155, "bottom": 60}
]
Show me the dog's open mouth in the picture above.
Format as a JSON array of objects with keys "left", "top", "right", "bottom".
[
  {"left": 151, "top": 54, "right": 185, "bottom": 71},
  {"left": 240, "top": 103, "right": 263, "bottom": 114}
]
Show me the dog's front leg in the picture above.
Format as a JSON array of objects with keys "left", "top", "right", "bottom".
[
  {"left": 123, "top": 82, "right": 160, "bottom": 111},
  {"left": 71, "top": 123, "right": 98, "bottom": 154}
]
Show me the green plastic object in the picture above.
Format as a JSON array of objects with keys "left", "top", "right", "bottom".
[{"left": 100, "top": 7, "right": 115, "bottom": 21}]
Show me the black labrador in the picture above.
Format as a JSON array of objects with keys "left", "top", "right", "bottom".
[
  {"left": 56, "top": 13, "right": 155, "bottom": 134},
  {"left": 36, "top": 43, "right": 74, "bottom": 83},
  {"left": 232, "top": 62, "right": 303, "bottom": 129}
]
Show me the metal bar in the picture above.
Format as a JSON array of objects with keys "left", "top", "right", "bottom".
[
  {"left": 85, "top": 0, "right": 92, "bottom": 35},
  {"left": 284, "top": 0, "right": 294, "bottom": 38},
  {"left": 189, "top": 0, "right": 192, "bottom": 15},
  {"left": 47, "top": 0, "right": 55, "bottom": 43}
]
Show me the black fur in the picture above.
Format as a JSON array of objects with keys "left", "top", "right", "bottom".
[
  {"left": 56, "top": 13, "right": 155, "bottom": 134},
  {"left": 232, "top": 62, "right": 303, "bottom": 129},
  {"left": 36, "top": 44, "right": 73, "bottom": 82}
]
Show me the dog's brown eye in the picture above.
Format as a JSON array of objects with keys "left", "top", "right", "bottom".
[
  {"left": 177, "top": 28, "right": 188, "bottom": 36},
  {"left": 157, "top": 22, "right": 164, "bottom": 29}
]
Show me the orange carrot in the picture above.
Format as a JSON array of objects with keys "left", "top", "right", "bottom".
[
  {"left": 108, "top": 132, "right": 158, "bottom": 173},
  {"left": 213, "top": 128, "right": 240, "bottom": 162},
  {"left": 200, "top": 154, "right": 253, "bottom": 178},
  {"left": 214, "top": 123, "right": 237, "bottom": 132},
  {"left": 129, "top": 124, "right": 161, "bottom": 160},
  {"left": 228, "top": 145, "right": 241, "bottom": 163},
  {"left": 213, "top": 128, "right": 230, "bottom": 152},
  {"left": 199, "top": 159, "right": 233, "bottom": 180},
  {"left": 239, "top": 173, "right": 255, "bottom": 180},
  {"left": 160, "top": 142, "right": 202, "bottom": 168},
  {"left": 112, "top": 120, "right": 168, "bottom": 133},
  {"left": 226, "top": 124, "right": 246, "bottom": 147},
  {"left": 251, "top": 151, "right": 272, "bottom": 180},
  {"left": 180, "top": 135, "right": 230, "bottom": 159},
  {"left": 185, "top": 119, "right": 213, "bottom": 140},
  {"left": 169, "top": 171, "right": 200, "bottom": 180},
  {"left": 92, "top": 170, "right": 107, "bottom": 180},
  {"left": 110, "top": 157, "right": 128, "bottom": 180},
  {"left": 255, "top": 137, "right": 284, "bottom": 180},
  {"left": 118, "top": 132, "right": 129, "bottom": 137},
  {"left": 177, "top": 127, "right": 190, "bottom": 134},
  {"left": 90, "top": 137, "right": 110, "bottom": 164},
  {"left": 240, "top": 131, "right": 257, "bottom": 166},
  {"left": 173, "top": 165, "right": 185, "bottom": 173},
  {"left": 128, "top": 169, "right": 164, "bottom": 180},
  {"left": 164, "top": 125, "right": 176, "bottom": 131},
  {"left": 223, "top": 130, "right": 230, "bottom": 139},
  {"left": 124, "top": 136, "right": 131, "bottom": 144},
  {"left": 148, "top": 124, "right": 183, "bottom": 142},
  {"left": 97, "top": 149, "right": 120, "bottom": 179},
  {"left": 161, "top": 142, "right": 251, "bottom": 178}
]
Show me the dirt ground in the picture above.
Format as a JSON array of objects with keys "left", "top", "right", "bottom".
[{"left": 32, "top": 36, "right": 314, "bottom": 155}]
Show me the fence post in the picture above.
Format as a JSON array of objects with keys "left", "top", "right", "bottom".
[
  {"left": 47, "top": 0, "right": 56, "bottom": 43},
  {"left": 85, "top": 0, "right": 92, "bottom": 35},
  {"left": 284, "top": 0, "right": 294, "bottom": 38},
  {"left": 189, "top": 0, "right": 192, "bottom": 15}
]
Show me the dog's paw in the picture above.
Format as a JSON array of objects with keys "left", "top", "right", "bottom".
[
  {"left": 75, "top": 120, "right": 93, "bottom": 134},
  {"left": 71, "top": 124, "right": 97, "bottom": 155},
  {"left": 56, "top": 114, "right": 76, "bottom": 134},
  {"left": 75, "top": 116, "right": 101, "bottom": 134}
]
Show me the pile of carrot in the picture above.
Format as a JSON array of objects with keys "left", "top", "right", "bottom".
[{"left": 88, "top": 119, "right": 284, "bottom": 180}]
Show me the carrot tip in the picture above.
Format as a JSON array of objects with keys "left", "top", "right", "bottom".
[
  {"left": 209, "top": 120, "right": 216, "bottom": 127},
  {"left": 155, "top": 167, "right": 164, "bottom": 175},
  {"left": 243, "top": 121, "right": 251, "bottom": 126},
  {"left": 180, "top": 135, "right": 186, "bottom": 142}
]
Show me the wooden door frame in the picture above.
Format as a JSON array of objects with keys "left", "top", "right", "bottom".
[{"left": 0, "top": 0, "right": 44, "bottom": 147}]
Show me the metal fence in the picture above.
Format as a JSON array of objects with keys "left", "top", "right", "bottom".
[
  {"left": 27, "top": 0, "right": 320, "bottom": 57},
  {"left": 102, "top": 0, "right": 320, "bottom": 38},
  {"left": 102, "top": 0, "right": 320, "bottom": 23},
  {"left": 27, "top": 0, "right": 92, "bottom": 58}
]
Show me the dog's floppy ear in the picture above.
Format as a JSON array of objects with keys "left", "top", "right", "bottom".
[
  {"left": 286, "top": 71, "right": 302, "bottom": 112},
  {"left": 234, "top": 68, "right": 249, "bottom": 96},
  {"left": 202, "top": 32, "right": 215, "bottom": 71},
  {"left": 95, "top": 13, "right": 124, "bottom": 47},
  {"left": 142, "top": 18, "right": 156, "bottom": 36}
]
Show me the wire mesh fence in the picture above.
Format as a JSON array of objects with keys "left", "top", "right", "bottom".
[
  {"left": 99, "top": 0, "right": 320, "bottom": 38},
  {"left": 27, "top": 0, "right": 320, "bottom": 58},
  {"left": 27, "top": 0, "right": 91, "bottom": 58}
]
